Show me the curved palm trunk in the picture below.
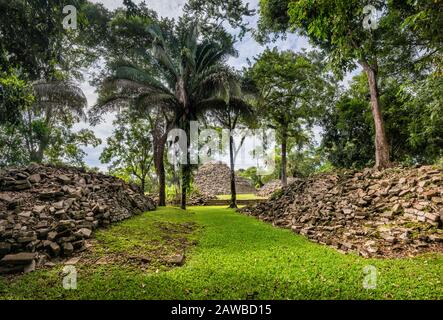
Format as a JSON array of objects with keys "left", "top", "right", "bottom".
[{"left": 229, "top": 134, "right": 237, "bottom": 208}]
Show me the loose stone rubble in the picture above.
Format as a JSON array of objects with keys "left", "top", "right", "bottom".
[
  {"left": 257, "top": 178, "right": 299, "bottom": 198},
  {"left": 241, "top": 166, "right": 443, "bottom": 258},
  {"left": 194, "top": 162, "right": 256, "bottom": 196},
  {"left": 0, "top": 164, "right": 156, "bottom": 274}
]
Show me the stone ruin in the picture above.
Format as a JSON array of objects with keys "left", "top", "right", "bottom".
[
  {"left": 241, "top": 165, "right": 443, "bottom": 258},
  {"left": 194, "top": 162, "right": 256, "bottom": 196},
  {"left": 257, "top": 178, "right": 299, "bottom": 198},
  {"left": 0, "top": 164, "right": 156, "bottom": 274}
]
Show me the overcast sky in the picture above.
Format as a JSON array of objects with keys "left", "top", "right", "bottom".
[{"left": 76, "top": 0, "right": 318, "bottom": 171}]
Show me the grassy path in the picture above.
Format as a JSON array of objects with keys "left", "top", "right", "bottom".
[{"left": 0, "top": 206, "right": 442, "bottom": 299}]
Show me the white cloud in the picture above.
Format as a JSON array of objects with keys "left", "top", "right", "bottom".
[{"left": 228, "top": 33, "right": 311, "bottom": 70}]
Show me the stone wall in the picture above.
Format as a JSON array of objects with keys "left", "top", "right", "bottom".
[
  {"left": 241, "top": 166, "right": 443, "bottom": 258},
  {"left": 0, "top": 164, "right": 156, "bottom": 274},
  {"left": 257, "top": 178, "right": 299, "bottom": 198}
]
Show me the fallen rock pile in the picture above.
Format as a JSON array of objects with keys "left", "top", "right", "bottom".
[
  {"left": 257, "top": 178, "right": 299, "bottom": 198},
  {"left": 0, "top": 164, "right": 156, "bottom": 274},
  {"left": 240, "top": 166, "right": 443, "bottom": 258},
  {"left": 194, "top": 162, "right": 256, "bottom": 196}
]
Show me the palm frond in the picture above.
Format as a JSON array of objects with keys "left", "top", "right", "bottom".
[
  {"left": 148, "top": 24, "right": 180, "bottom": 81},
  {"left": 196, "top": 41, "right": 231, "bottom": 73},
  {"left": 134, "top": 92, "right": 179, "bottom": 111},
  {"left": 140, "top": 50, "right": 177, "bottom": 89},
  {"left": 32, "top": 81, "right": 87, "bottom": 121},
  {"left": 113, "top": 66, "right": 172, "bottom": 94},
  {"left": 89, "top": 95, "right": 130, "bottom": 126},
  {"left": 194, "top": 98, "right": 228, "bottom": 115},
  {"left": 193, "top": 65, "right": 237, "bottom": 102}
]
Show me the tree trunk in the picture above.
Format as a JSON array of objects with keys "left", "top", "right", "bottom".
[
  {"left": 180, "top": 117, "right": 191, "bottom": 210},
  {"left": 176, "top": 77, "right": 191, "bottom": 210},
  {"left": 181, "top": 164, "right": 188, "bottom": 210},
  {"left": 31, "top": 136, "right": 49, "bottom": 163},
  {"left": 29, "top": 151, "right": 40, "bottom": 163},
  {"left": 157, "top": 160, "right": 166, "bottom": 206},
  {"left": 33, "top": 107, "right": 53, "bottom": 164},
  {"left": 180, "top": 161, "right": 191, "bottom": 210},
  {"left": 229, "top": 134, "right": 237, "bottom": 208},
  {"left": 362, "top": 62, "right": 390, "bottom": 169},
  {"left": 140, "top": 176, "right": 146, "bottom": 195},
  {"left": 281, "top": 128, "right": 288, "bottom": 187},
  {"left": 154, "top": 135, "right": 167, "bottom": 206}
]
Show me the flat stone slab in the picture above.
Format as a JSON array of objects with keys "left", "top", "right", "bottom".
[
  {"left": 0, "top": 194, "right": 14, "bottom": 203},
  {"left": 0, "top": 252, "right": 37, "bottom": 265}
]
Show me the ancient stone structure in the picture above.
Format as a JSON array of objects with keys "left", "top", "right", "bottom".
[
  {"left": 0, "top": 164, "right": 156, "bottom": 274},
  {"left": 257, "top": 178, "right": 299, "bottom": 198},
  {"left": 194, "top": 162, "right": 256, "bottom": 196},
  {"left": 241, "top": 166, "right": 443, "bottom": 258}
]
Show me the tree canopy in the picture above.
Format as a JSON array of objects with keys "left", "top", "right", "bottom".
[{"left": 0, "top": 0, "right": 441, "bottom": 204}]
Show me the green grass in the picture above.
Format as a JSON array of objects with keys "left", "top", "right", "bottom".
[
  {"left": 0, "top": 206, "right": 442, "bottom": 300},
  {"left": 216, "top": 194, "right": 266, "bottom": 200},
  {"left": 90, "top": 208, "right": 200, "bottom": 272}
]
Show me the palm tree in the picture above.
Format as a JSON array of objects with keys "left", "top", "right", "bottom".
[
  {"left": 29, "top": 81, "right": 87, "bottom": 163},
  {"left": 90, "top": 72, "right": 174, "bottom": 207},
  {"left": 95, "top": 21, "right": 238, "bottom": 209}
]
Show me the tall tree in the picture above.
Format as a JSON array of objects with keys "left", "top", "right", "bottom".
[
  {"left": 145, "top": 108, "right": 173, "bottom": 206},
  {"left": 321, "top": 72, "right": 443, "bottom": 167},
  {"left": 149, "top": 21, "right": 240, "bottom": 209},
  {"left": 92, "top": 79, "right": 172, "bottom": 204},
  {"left": 257, "top": 0, "right": 413, "bottom": 168},
  {"left": 92, "top": 79, "right": 173, "bottom": 202},
  {"left": 28, "top": 81, "right": 90, "bottom": 163},
  {"left": 0, "top": 0, "right": 108, "bottom": 166},
  {"left": 208, "top": 75, "right": 254, "bottom": 208},
  {"left": 0, "top": 71, "right": 100, "bottom": 167},
  {"left": 89, "top": 2, "right": 174, "bottom": 206},
  {"left": 98, "top": 21, "right": 237, "bottom": 209},
  {"left": 246, "top": 48, "right": 328, "bottom": 186}
]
